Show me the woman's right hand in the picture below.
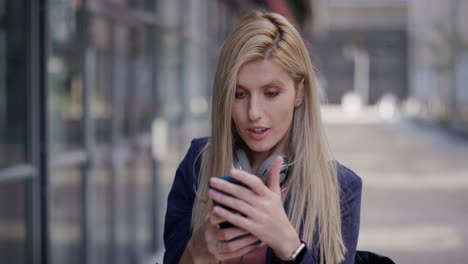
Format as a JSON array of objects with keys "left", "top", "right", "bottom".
[{"left": 185, "top": 211, "right": 260, "bottom": 263}]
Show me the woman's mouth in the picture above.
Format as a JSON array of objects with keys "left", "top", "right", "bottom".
[{"left": 247, "top": 127, "right": 269, "bottom": 140}]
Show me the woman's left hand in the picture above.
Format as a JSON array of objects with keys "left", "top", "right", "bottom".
[{"left": 208, "top": 156, "right": 302, "bottom": 260}]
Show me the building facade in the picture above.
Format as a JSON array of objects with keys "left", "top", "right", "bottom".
[
  {"left": 408, "top": 0, "right": 468, "bottom": 133},
  {"left": 0, "top": 1, "right": 313, "bottom": 264},
  {"left": 311, "top": 0, "right": 408, "bottom": 105},
  {"left": 0, "top": 0, "right": 244, "bottom": 263}
]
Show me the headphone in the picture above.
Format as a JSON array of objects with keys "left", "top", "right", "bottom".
[{"left": 233, "top": 149, "right": 290, "bottom": 185}]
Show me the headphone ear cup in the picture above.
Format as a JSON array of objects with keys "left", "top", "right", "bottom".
[{"left": 234, "top": 149, "right": 252, "bottom": 174}]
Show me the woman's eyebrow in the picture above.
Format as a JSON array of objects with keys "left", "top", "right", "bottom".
[
  {"left": 236, "top": 80, "right": 286, "bottom": 90},
  {"left": 262, "top": 80, "right": 285, "bottom": 88}
]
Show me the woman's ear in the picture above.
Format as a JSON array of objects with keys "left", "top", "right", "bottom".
[{"left": 295, "top": 80, "right": 305, "bottom": 107}]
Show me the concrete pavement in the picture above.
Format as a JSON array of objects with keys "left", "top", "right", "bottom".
[{"left": 324, "top": 106, "right": 468, "bottom": 264}]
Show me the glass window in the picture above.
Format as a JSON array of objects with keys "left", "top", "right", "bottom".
[
  {"left": 49, "top": 166, "right": 83, "bottom": 264},
  {"left": 126, "top": 0, "right": 155, "bottom": 10},
  {"left": 134, "top": 26, "right": 154, "bottom": 134},
  {"left": 110, "top": 0, "right": 127, "bottom": 7},
  {"left": 134, "top": 151, "right": 153, "bottom": 253},
  {"left": 144, "top": 0, "right": 156, "bottom": 12},
  {"left": 48, "top": 0, "right": 83, "bottom": 154},
  {"left": 114, "top": 24, "right": 132, "bottom": 138},
  {"left": 90, "top": 164, "right": 112, "bottom": 264},
  {"left": 91, "top": 16, "right": 113, "bottom": 145},
  {"left": 115, "top": 163, "right": 132, "bottom": 264},
  {"left": 0, "top": 181, "right": 26, "bottom": 264},
  {"left": 127, "top": 0, "right": 140, "bottom": 9},
  {"left": 0, "top": 0, "right": 28, "bottom": 168}
]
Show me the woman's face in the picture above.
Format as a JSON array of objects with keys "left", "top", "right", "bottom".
[{"left": 232, "top": 59, "right": 303, "bottom": 160}]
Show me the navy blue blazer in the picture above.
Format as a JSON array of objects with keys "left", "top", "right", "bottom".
[{"left": 163, "top": 137, "right": 362, "bottom": 263}]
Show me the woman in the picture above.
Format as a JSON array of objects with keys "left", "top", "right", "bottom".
[{"left": 164, "top": 10, "right": 362, "bottom": 264}]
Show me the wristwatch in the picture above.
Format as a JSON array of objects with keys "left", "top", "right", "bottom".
[{"left": 283, "top": 240, "right": 307, "bottom": 263}]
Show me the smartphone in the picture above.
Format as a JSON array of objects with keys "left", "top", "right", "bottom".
[
  {"left": 210, "top": 176, "right": 261, "bottom": 245},
  {"left": 210, "top": 176, "right": 247, "bottom": 228}
]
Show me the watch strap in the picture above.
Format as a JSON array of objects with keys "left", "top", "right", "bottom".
[{"left": 280, "top": 240, "right": 307, "bottom": 264}]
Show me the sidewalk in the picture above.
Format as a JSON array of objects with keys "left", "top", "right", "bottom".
[{"left": 324, "top": 106, "right": 468, "bottom": 263}]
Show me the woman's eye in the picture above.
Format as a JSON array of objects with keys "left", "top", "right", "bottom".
[
  {"left": 235, "top": 91, "right": 245, "bottom": 98},
  {"left": 265, "top": 91, "right": 280, "bottom": 97}
]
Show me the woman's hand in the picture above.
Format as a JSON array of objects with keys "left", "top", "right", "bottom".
[
  {"left": 184, "top": 211, "right": 260, "bottom": 263},
  {"left": 208, "top": 156, "right": 302, "bottom": 260}
]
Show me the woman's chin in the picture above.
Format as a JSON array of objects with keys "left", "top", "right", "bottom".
[{"left": 244, "top": 141, "right": 275, "bottom": 154}]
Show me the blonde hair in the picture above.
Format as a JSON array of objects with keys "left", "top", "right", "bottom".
[{"left": 191, "top": 10, "right": 345, "bottom": 264}]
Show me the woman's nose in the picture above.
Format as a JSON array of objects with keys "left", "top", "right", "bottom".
[{"left": 248, "top": 96, "right": 262, "bottom": 121}]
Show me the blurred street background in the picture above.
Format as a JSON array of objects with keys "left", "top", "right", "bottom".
[{"left": 1, "top": 0, "right": 467, "bottom": 264}]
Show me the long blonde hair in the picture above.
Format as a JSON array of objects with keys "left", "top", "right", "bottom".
[{"left": 191, "top": 10, "right": 345, "bottom": 264}]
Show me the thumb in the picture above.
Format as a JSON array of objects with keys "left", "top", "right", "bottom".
[{"left": 267, "top": 156, "right": 283, "bottom": 194}]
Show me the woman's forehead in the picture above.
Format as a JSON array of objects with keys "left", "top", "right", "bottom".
[{"left": 236, "top": 60, "right": 294, "bottom": 88}]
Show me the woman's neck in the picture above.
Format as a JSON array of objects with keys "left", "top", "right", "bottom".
[
  {"left": 249, "top": 152, "right": 270, "bottom": 174},
  {"left": 247, "top": 139, "right": 287, "bottom": 174}
]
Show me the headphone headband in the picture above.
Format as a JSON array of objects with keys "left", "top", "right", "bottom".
[{"left": 233, "top": 149, "right": 289, "bottom": 185}]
